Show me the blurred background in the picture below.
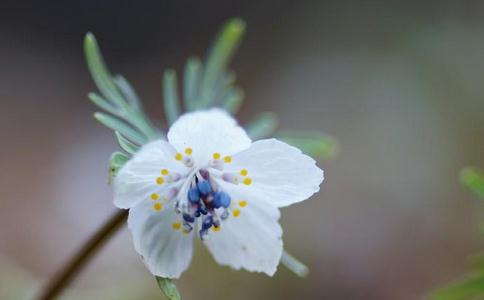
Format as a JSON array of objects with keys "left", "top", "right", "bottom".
[{"left": 1, "top": 1, "right": 484, "bottom": 299}]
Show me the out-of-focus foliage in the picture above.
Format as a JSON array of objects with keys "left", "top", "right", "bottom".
[
  {"left": 429, "top": 167, "right": 484, "bottom": 300},
  {"left": 460, "top": 167, "right": 484, "bottom": 200},
  {"left": 86, "top": 18, "right": 336, "bottom": 299}
]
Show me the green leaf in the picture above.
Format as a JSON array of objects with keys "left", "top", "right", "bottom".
[
  {"left": 220, "top": 87, "right": 244, "bottom": 113},
  {"left": 94, "top": 112, "right": 147, "bottom": 145},
  {"left": 280, "top": 250, "right": 309, "bottom": 278},
  {"left": 109, "top": 152, "right": 129, "bottom": 183},
  {"left": 156, "top": 277, "right": 181, "bottom": 300},
  {"left": 84, "top": 33, "right": 126, "bottom": 107},
  {"left": 163, "top": 69, "right": 181, "bottom": 125},
  {"left": 113, "top": 74, "right": 141, "bottom": 110},
  {"left": 276, "top": 131, "right": 339, "bottom": 160},
  {"left": 198, "top": 18, "right": 245, "bottom": 109},
  {"left": 115, "top": 131, "right": 140, "bottom": 154},
  {"left": 183, "top": 57, "right": 202, "bottom": 111},
  {"left": 428, "top": 272, "right": 484, "bottom": 300},
  {"left": 88, "top": 92, "right": 120, "bottom": 116},
  {"left": 245, "top": 112, "right": 278, "bottom": 140},
  {"left": 460, "top": 167, "right": 484, "bottom": 199}
]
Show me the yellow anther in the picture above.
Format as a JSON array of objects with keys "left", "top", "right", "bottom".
[
  {"left": 172, "top": 222, "right": 181, "bottom": 230},
  {"left": 232, "top": 209, "right": 241, "bottom": 217},
  {"left": 161, "top": 169, "right": 169, "bottom": 175},
  {"left": 213, "top": 152, "right": 221, "bottom": 160},
  {"left": 151, "top": 193, "right": 159, "bottom": 200},
  {"left": 240, "top": 169, "right": 248, "bottom": 176},
  {"left": 153, "top": 203, "right": 163, "bottom": 211},
  {"left": 243, "top": 177, "right": 252, "bottom": 185},
  {"left": 156, "top": 177, "right": 165, "bottom": 185},
  {"left": 212, "top": 226, "right": 221, "bottom": 232},
  {"left": 223, "top": 156, "right": 232, "bottom": 163},
  {"left": 185, "top": 147, "right": 193, "bottom": 155},
  {"left": 175, "top": 153, "right": 183, "bottom": 161},
  {"left": 239, "top": 200, "right": 247, "bottom": 207}
]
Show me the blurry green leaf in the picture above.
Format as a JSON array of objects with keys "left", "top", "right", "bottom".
[
  {"left": 460, "top": 167, "right": 484, "bottom": 199},
  {"left": 113, "top": 75, "right": 141, "bottom": 110},
  {"left": 429, "top": 272, "right": 484, "bottom": 300},
  {"left": 88, "top": 92, "right": 119, "bottom": 116},
  {"left": 276, "top": 131, "right": 339, "bottom": 160},
  {"left": 163, "top": 69, "right": 181, "bottom": 125},
  {"left": 94, "top": 112, "right": 147, "bottom": 145},
  {"left": 115, "top": 131, "right": 140, "bottom": 154},
  {"left": 198, "top": 18, "right": 245, "bottom": 109},
  {"left": 220, "top": 87, "right": 244, "bottom": 113},
  {"left": 246, "top": 112, "right": 278, "bottom": 140},
  {"left": 281, "top": 250, "right": 309, "bottom": 278},
  {"left": 156, "top": 277, "right": 181, "bottom": 300},
  {"left": 84, "top": 33, "right": 125, "bottom": 107},
  {"left": 109, "top": 152, "right": 129, "bottom": 183},
  {"left": 183, "top": 57, "right": 202, "bottom": 111}
]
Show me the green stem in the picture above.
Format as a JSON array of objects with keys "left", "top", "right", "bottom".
[{"left": 37, "top": 210, "right": 128, "bottom": 300}]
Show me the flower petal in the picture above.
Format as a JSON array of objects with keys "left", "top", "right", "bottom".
[
  {"left": 204, "top": 182, "right": 283, "bottom": 275},
  {"left": 228, "top": 138, "right": 324, "bottom": 207},
  {"left": 114, "top": 140, "right": 189, "bottom": 209},
  {"left": 167, "top": 109, "right": 251, "bottom": 166},
  {"left": 128, "top": 200, "right": 194, "bottom": 278}
]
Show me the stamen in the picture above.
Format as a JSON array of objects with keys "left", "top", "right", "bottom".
[
  {"left": 172, "top": 222, "right": 181, "bottom": 230},
  {"left": 161, "top": 169, "right": 169, "bottom": 176},
  {"left": 197, "top": 180, "right": 212, "bottom": 196},
  {"left": 239, "top": 200, "right": 247, "bottom": 207},
  {"left": 175, "top": 153, "right": 183, "bottom": 161},
  {"left": 187, "top": 187, "right": 200, "bottom": 203},
  {"left": 240, "top": 169, "right": 248, "bottom": 176},
  {"left": 151, "top": 193, "right": 159, "bottom": 200},
  {"left": 223, "top": 156, "right": 232, "bottom": 163},
  {"left": 156, "top": 177, "right": 165, "bottom": 185},
  {"left": 213, "top": 191, "right": 231, "bottom": 209},
  {"left": 222, "top": 173, "right": 239, "bottom": 184},
  {"left": 243, "top": 177, "right": 252, "bottom": 185},
  {"left": 213, "top": 152, "right": 221, "bottom": 160},
  {"left": 184, "top": 147, "right": 193, "bottom": 155},
  {"left": 153, "top": 202, "right": 163, "bottom": 211},
  {"left": 232, "top": 209, "right": 241, "bottom": 217}
]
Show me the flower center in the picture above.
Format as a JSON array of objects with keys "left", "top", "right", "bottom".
[{"left": 150, "top": 147, "right": 252, "bottom": 240}]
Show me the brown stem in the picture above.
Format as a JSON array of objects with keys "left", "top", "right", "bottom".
[{"left": 37, "top": 210, "right": 128, "bottom": 300}]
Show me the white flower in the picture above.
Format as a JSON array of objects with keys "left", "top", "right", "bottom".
[{"left": 113, "top": 109, "right": 324, "bottom": 278}]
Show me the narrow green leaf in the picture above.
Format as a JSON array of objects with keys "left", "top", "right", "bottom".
[
  {"left": 115, "top": 131, "right": 140, "bottom": 154},
  {"left": 109, "top": 151, "right": 129, "bottom": 183},
  {"left": 113, "top": 75, "right": 141, "bottom": 110},
  {"left": 84, "top": 33, "right": 125, "bottom": 107},
  {"left": 198, "top": 18, "right": 245, "bottom": 109},
  {"left": 428, "top": 272, "right": 484, "bottom": 300},
  {"left": 246, "top": 112, "right": 278, "bottom": 140},
  {"left": 183, "top": 57, "right": 202, "bottom": 111},
  {"left": 88, "top": 92, "right": 120, "bottom": 116},
  {"left": 156, "top": 277, "right": 181, "bottom": 300},
  {"left": 460, "top": 167, "right": 484, "bottom": 199},
  {"left": 281, "top": 250, "right": 309, "bottom": 278},
  {"left": 94, "top": 112, "right": 147, "bottom": 145},
  {"left": 276, "top": 131, "right": 339, "bottom": 160},
  {"left": 163, "top": 69, "right": 181, "bottom": 125},
  {"left": 220, "top": 87, "right": 244, "bottom": 113}
]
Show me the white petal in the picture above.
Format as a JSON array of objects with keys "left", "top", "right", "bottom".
[
  {"left": 204, "top": 181, "right": 283, "bottom": 275},
  {"left": 228, "top": 138, "right": 324, "bottom": 207},
  {"left": 167, "top": 109, "right": 251, "bottom": 166},
  {"left": 128, "top": 200, "right": 194, "bottom": 278},
  {"left": 114, "top": 140, "right": 189, "bottom": 209}
]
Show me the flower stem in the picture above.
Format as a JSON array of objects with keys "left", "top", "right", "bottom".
[{"left": 37, "top": 210, "right": 128, "bottom": 300}]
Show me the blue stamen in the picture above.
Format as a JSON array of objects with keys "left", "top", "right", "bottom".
[
  {"left": 197, "top": 180, "right": 212, "bottom": 196},
  {"left": 202, "top": 216, "right": 213, "bottom": 230},
  {"left": 183, "top": 213, "right": 195, "bottom": 223},
  {"left": 187, "top": 187, "right": 200, "bottom": 203},
  {"left": 213, "top": 192, "right": 231, "bottom": 209}
]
